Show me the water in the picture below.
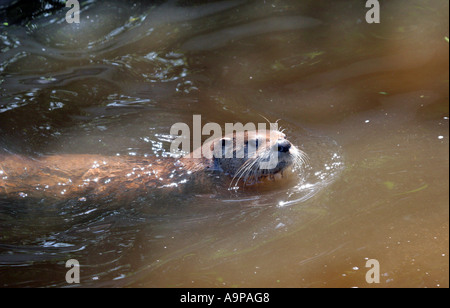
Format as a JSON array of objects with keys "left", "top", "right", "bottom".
[{"left": 0, "top": 0, "right": 448, "bottom": 288}]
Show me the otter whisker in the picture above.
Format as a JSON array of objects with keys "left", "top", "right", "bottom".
[
  {"left": 230, "top": 157, "right": 258, "bottom": 189},
  {"left": 249, "top": 156, "right": 263, "bottom": 184},
  {"left": 233, "top": 145, "right": 271, "bottom": 187},
  {"left": 251, "top": 149, "right": 272, "bottom": 183},
  {"left": 258, "top": 114, "right": 274, "bottom": 129},
  {"left": 237, "top": 157, "right": 260, "bottom": 186},
  {"left": 233, "top": 148, "right": 268, "bottom": 188},
  {"left": 292, "top": 148, "right": 309, "bottom": 171},
  {"left": 299, "top": 150, "right": 310, "bottom": 166},
  {"left": 291, "top": 147, "right": 309, "bottom": 168},
  {"left": 295, "top": 153, "right": 304, "bottom": 169}
]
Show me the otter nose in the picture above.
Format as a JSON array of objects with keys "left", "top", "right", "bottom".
[{"left": 277, "top": 139, "right": 291, "bottom": 153}]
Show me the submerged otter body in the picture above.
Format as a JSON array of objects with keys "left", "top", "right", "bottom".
[
  {"left": 0, "top": 154, "right": 189, "bottom": 199},
  {"left": 0, "top": 130, "right": 307, "bottom": 200}
]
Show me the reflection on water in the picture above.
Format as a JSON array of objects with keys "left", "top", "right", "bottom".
[{"left": 0, "top": 0, "right": 448, "bottom": 288}]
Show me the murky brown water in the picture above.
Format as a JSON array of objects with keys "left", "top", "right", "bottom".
[{"left": 0, "top": 0, "right": 448, "bottom": 288}]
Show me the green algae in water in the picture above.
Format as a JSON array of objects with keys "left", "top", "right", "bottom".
[
  {"left": 395, "top": 183, "right": 429, "bottom": 196},
  {"left": 383, "top": 181, "right": 396, "bottom": 190}
]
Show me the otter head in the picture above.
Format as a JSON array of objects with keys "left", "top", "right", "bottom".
[{"left": 209, "top": 130, "right": 307, "bottom": 188}]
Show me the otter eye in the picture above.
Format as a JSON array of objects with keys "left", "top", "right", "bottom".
[
  {"left": 248, "top": 138, "right": 260, "bottom": 149},
  {"left": 220, "top": 137, "right": 232, "bottom": 148}
]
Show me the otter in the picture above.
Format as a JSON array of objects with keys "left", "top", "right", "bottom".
[{"left": 0, "top": 130, "right": 307, "bottom": 200}]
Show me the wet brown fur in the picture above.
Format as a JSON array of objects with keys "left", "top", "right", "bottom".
[{"left": 0, "top": 130, "right": 304, "bottom": 199}]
